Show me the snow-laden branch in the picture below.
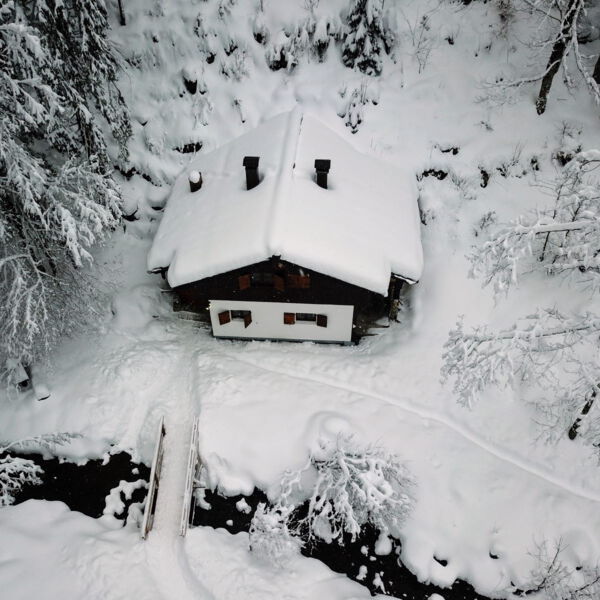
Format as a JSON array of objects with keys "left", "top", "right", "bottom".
[
  {"left": 0, "top": 433, "right": 79, "bottom": 506},
  {"left": 249, "top": 435, "right": 415, "bottom": 565},
  {"left": 0, "top": 456, "right": 42, "bottom": 506},
  {"left": 442, "top": 310, "right": 600, "bottom": 408},
  {"left": 485, "top": 0, "right": 600, "bottom": 110},
  {"left": 282, "top": 435, "right": 414, "bottom": 543},
  {"left": 470, "top": 153, "right": 600, "bottom": 294},
  {"left": 508, "top": 539, "right": 600, "bottom": 599}
]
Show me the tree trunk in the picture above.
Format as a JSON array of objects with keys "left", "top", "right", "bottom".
[
  {"left": 536, "top": 0, "right": 579, "bottom": 115},
  {"left": 568, "top": 388, "right": 596, "bottom": 440},
  {"left": 594, "top": 54, "right": 600, "bottom": 85},
  {"left": 117, "top": 0, "right": 126, "bottom": 26}
]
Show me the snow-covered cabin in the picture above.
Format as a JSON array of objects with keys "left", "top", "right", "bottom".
[{"left": 147, "top": 110, "right": 423, "bottom": 343}]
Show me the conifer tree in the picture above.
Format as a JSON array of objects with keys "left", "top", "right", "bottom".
[
  {"left": 0, "top": 1, "right": 130, "bottom": 377},
  {"left": 341, "top": 0, "right": 393, "bottom": 76}
]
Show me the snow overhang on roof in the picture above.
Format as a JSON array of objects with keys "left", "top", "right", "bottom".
[{"left": 147, "top": 109, "right": 424, "bottom": 296}]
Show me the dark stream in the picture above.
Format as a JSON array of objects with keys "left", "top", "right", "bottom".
[
  {"left": 5, "top": 454, "right": 492, "bottom": 599},
  {"left": 192, "top": 489, "right": 492, "bottom": 600},
  {"left": 5, "top": 451, "right": 150, "bottom": 519}
]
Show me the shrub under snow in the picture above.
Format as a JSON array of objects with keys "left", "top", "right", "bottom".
[
  {"left": 249, "top": 503, "right": 303, "bottom": 566},
  {"left": 0, "top": 455, "right": 42, "bottom": 507},
  {"left": 249, "top": 434, "right": 415, "bottom": 564}
]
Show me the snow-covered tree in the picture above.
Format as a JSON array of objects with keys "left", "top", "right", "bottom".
[
  {"left": 341, "top": 0, "right": 394, "bottom": 76},
  {"left": 280, "top": 434, "right": 414, "bottom": 544},
  {"left": 0, "top": 433, "right": 79, "bottom": 506},
  {"left": 508, "top": 539, "right": 600, "bottom": 599},
  {"left": 30, "top": 0, "right": 131, "bottom": 164},
  {"left": 470, "top": 151, "right": 600, "bottom": 295},
  {"left": 443, "top": 151, "right": 600, "bottom": 449},
  {"left": 1, "top": 1, "right": 129, "bottom": 376},
  {"left": 491, "top": 0, "right": 600, "bottom": 113}
]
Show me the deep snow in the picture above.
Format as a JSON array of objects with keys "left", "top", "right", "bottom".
[{"left": 1, "top": 0, "right": 600, "bottom": 599}]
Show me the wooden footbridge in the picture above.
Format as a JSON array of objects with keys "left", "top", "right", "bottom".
[{"left": 140, "top": 414, "right": 202, "bottom": 540}]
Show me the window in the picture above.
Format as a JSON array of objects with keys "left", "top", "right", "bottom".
[
  {"left": 296, "top": 313, "right": 316, "bottom": 322},
  {"left": 284, "top": 313, "right": 328, "bottom": 328},
  {"left": 218, "top": 310, "right": 252, "bottom": 328}
]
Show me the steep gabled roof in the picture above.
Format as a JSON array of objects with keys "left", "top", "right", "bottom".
[{"left": 147, "top": 109, "right": 423, "bottom": 295}]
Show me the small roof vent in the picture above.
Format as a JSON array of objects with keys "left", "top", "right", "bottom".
[
  {"left": 243, "top": 156, "right": 260, "bottom": 190},
  {"left": 189, "top": 170, "right": 202, "bottom": 193},
  {"left": 314, "top": 159, "right": 331, "bottom": 189}
]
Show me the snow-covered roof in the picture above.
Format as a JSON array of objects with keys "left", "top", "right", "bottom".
[{"left": 147, "top": 109, "right": 423, "bottom": 295}]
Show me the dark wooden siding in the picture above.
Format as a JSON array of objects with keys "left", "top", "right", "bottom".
[{"left": 174, "top": 256, "right": 382, "bottom": 307}]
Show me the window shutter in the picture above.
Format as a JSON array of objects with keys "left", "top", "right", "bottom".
[
  {"left": 298, "top": 275, "right": 310, "bottom": 289},
  {"left": 288, "top": 274, "right": 310, "bottom": 289},
  {"left": 283, "top": 312, "right": 296, "bottom": 325},
  {"left": 218, "top": 311, "right": 231, "bottom": 325},
  {"left": 316, "top": 314, "right": 328, "bottom": 328},
  {"left": 274, "top": 274, "right": 285, "bottom": 291},
  {"left": 243, "top": 311, "right": 252, "bottom": 328},
  {"left": 238, "top": 274, "right": 251, "bottom": 290}
]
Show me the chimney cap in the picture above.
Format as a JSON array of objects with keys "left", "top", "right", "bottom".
[
  {"left": 243, "top": 156, "right": 260, "bottom": 168},
  {"left": 189, "top": 170, "right": 201, "bottom": 183},
  {"left": 314, "top": 159, "right": 331, "bottom": 173}
]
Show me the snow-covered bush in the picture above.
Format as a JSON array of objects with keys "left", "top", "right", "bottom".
[
  {"left": 341, "top": 0, "right": 395, "bottom": 76},
  {"left": 0, "top": 433, "right": 79, "bottom": 506},
  {"left": 443, "top": 151, "right": 600, "bottom": 449},
  {"left": 282, "top": 434, "right": 414, "bottom": 544},
  {"left": 0, "top": 456, "right": 42, "bottom": 506},
  {"left": 249, "top": 503, "right": 303, "bottom": 566},
  {"left": 220, "top": 39, "right": 249, "bottom": 80},
  {"left": 264, "top": 6, "right": 341, "bottom": 72},
  {"left": 509, "top": 540, "right": 600, "bottom": 599},
  {"left": 337, "top": 80, "right": 379, "bottom": 133}
]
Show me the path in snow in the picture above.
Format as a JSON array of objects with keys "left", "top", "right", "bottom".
[
  {"left": 144, "top": 347, "right": 214, "bottom": 600},
  {"left": 219, "top": 350, "right": 600, "bottom": 504}
]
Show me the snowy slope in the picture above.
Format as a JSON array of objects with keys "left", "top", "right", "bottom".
[{"left": 1, "top": 0, "right": 600, "bottom": 599}]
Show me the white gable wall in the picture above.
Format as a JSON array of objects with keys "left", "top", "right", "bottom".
[{"left": 209, "top": 300, "right": 354, "bottom": 343}]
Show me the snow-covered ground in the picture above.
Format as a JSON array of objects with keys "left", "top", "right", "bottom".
[{"left": 1, "top": 1, "right": 600, "bottom": 599}]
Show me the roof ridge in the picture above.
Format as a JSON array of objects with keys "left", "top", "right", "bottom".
[{"left": 265, "top": 107, "right": 304, "bottom": 257}]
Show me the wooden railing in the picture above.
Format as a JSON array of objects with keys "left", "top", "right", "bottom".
[
  {"left": 140, "top": 416, "right": 166, "bottom": 540},
  {"left": 180, "top": 415, "right": 201, "bottom": 537}
]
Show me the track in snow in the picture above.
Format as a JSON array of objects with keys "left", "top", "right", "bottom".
[
  {"left": 218, "top": 350, "right": 600, "bottom": 504},
  {"left": 144, "top": 347, "right": 214, "bottom": 600}
]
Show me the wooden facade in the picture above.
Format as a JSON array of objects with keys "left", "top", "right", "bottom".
[{"left": 166, "top": 256, "right": 403, "bottom": 343}]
